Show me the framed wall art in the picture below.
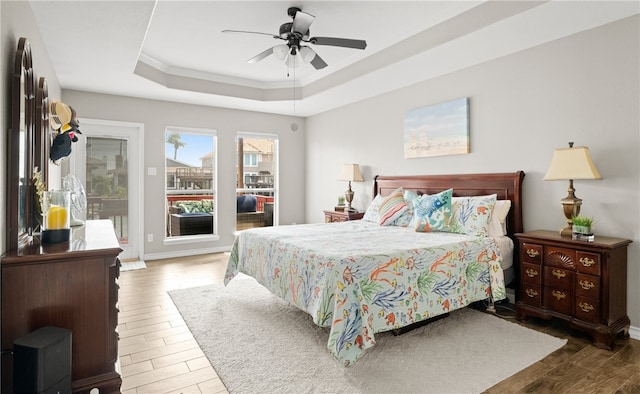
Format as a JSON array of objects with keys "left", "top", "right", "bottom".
[{"left": 404, "top": 97, "right": 469, "bottom": 159}]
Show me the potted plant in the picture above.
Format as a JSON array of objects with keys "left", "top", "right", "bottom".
[
  {"left": 572, "top": 216, "right": 594, "bottom": 235},
  {"left": 335, "top": 196, "right": 346, "bottom": 212}
]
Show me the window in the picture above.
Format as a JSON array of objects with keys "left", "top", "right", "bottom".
[
  {"left": 165, "top": 128, "right": 217, "bottom": 239},
  {"left": 244, "top": 153, "right": 258, "bottom": 167},
  {"left": 236, "top": 133, "right": 277, "bottom": 231}
]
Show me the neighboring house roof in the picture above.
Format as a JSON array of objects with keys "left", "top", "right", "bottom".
[
  {"left": 243, "top": 138, "right": 274, "bottom": 154},
  {"left": 200, "top": 152, "right": 214, "bottom": 161},
  {"left": 166, "top": 157, "right": 194, "bottom": 167}
]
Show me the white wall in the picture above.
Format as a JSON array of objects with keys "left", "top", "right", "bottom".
[
  {"left": 1, "top": 1, "right": 62, "bottom": 254},
  {"left": 305, "top": 16, "right": 640, "bottom": 327},
  {"left": 62, "top": 90, "right": 305, "bottom": 258}
]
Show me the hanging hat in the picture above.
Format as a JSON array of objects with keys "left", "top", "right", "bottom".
[
  {"left": 50, "top": 132, "right": 73, "bottom": 162},
  {"left": 61, "top": 107, "right": 81, "bottom": 134},
  {"left": 49, "top": 101, "right": 72, "bottom": 131}
]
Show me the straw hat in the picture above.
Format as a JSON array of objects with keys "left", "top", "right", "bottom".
[{"left": 49, "top": 101, "right": 72, "bottom": 130}]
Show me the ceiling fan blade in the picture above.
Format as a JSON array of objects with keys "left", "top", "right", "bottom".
[
  {"left": 310, "top": 53, "right": 328, "bottom": 70},
  {"left": 292, "top": 10, "right": 315, "bottom": 35},
  {"left": 310, "top": 37, "right": 367, "bottom": 50},
  {"left": 222, "top": 29, "right": 280, "bottom": 39},
  {"left": 247, "top": 47, "right": 274, "bottom": 63}
]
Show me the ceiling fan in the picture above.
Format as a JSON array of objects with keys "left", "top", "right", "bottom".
[{"left": 222, "top": 7, "right": 367, "bottom": 70}]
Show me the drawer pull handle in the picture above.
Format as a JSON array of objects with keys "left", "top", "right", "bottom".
[
  {"left": 526, "top": 249, "right": 540, "bottom": 258},
  {"left": 579, "top": 302, "right": 595, "bottom": 313},
  {"left": 526, "top": 268, "right": 539, "bottom": 277},
  {"left": 580, "top": 257, "right": 596, "bottom": 267},
  {"left": 579, "top": 280, "right": 595, "bottom": 290},
  {"left": 552, "top": 269, "right": 566, "bottom": 279},
  {"left": 525, "top": 288, "right": 538, "bottom": 298},
  {"left": 552, "top": 290, "right": 566, "bottom": 300}
]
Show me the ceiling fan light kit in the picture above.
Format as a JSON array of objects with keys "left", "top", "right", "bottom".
[{"left": 223, "top": 7, "right": 367, "bottom": 70}]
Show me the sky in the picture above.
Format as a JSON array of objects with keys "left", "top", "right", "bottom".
[{"left": 165, "top": 133, "right": 215, "bottom": 167}]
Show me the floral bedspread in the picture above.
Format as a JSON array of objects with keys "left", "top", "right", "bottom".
[{"left": 225, "top": 221, "right": 506, "bottom": 366}]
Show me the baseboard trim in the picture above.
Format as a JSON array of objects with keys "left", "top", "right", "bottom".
[
  {"left": 629, "top": 325, "right": 640, "bottom": 341},
  {"left": 144, "top": 244, "right": 232, "bottom": 261}
]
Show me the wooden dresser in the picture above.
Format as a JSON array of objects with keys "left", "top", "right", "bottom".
[
  {"left": 515, "top": 230, "right": 631, "bottom": 350},
  {"left": 323, "top": 210, "right": 364, "bottom": 222},
  {"left": 1, "top": 220, "right": 122, "bottom": 393}
]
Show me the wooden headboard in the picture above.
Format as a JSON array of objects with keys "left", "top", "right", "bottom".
[{"left": 373, "top": 171, "right": 525, "bottom": 239}]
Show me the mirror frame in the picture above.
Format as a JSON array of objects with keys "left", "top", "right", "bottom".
[
  {"left": 35, "top": 77, "right": 49, "bottom": 193},
  {"left": 34, "top": 77, "right": 49, "bottom": 230},
  {"left": 7, "top": 37, "right": 36, "bottom": 250}
]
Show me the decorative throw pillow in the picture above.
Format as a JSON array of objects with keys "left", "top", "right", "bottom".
[
  {"left": 378, "top": 188, "right": 407, "bottom": 226},
  {"left": 447, "top": 194, "right": 497, "bottom": 236},
  {"left": 362, "top": 194, "right": 384, "bottom": 223},
  {"left": 411, "top": 189, "right": 453, "bottom": 232},
  {"left": 391, "top": 190, "right": 420, "bottom": 227},
  {"left": 488, "top": 200, "right": 511, "bottom": 237}
]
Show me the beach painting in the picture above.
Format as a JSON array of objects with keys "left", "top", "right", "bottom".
[{"left": 404, "top": 97, "right": 469, "bottom": 159}]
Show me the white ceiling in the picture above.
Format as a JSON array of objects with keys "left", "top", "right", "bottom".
[{"left": 29, "top": 1, "right": 639, "bottom": 117}]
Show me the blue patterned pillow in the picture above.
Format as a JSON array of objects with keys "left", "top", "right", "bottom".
[
  {"left": 446, "top": 194, "right": 497, "bottom": 236},
  {"left": 411, "top": 189, "right": 453, "bottom": 232}
]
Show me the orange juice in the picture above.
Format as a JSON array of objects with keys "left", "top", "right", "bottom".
[{"left": 46, "top": 206, "right": 69, "bottom": 230}]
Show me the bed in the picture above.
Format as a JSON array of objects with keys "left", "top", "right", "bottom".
[{"left": 225, "top": 171, "right": 525, "bottom": 366}]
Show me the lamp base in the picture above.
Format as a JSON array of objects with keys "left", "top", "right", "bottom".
[
  {"left": 41, "top": 229, "right": 71, "bottom": 244},
  {"left": 344, "top": 187, "right": 354, "bottom": 212},
  {"left": 559, "top": 226, "right": 573, "bottom": 237}
]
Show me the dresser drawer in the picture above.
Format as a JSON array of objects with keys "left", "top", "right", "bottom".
[
  {"left": 575, "top": 296, "right": 600, "bottom": 323},
  {"left": 544, "top": 247, "right": 576, "bottom": 269},
  {"left": 543, "top": 288, "right": 573, "bottom": 315},
  {"left": 576, "top": 251, "right": 601, "bottom": 276},
  {"left": 521, "top": 262, "right": 542, "bottom": 285},
  {"left": 575, "top": 273, "right": 600, "bottom": 298},
  {"left": 521, "top": 243, "right": 543, "bottom": 264},
  {"left": 543, "top": 267, "right": 574, "bottom": 291},
  {"left": 521, "top": 283, "right": 542, "bottom": 307},
  {"left": 325, "top": 215, "right": 346, "bottom": 223}
]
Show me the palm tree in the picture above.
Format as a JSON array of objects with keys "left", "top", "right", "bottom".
[{"left": 166, "top": 133, "right": 186, "bottom": 160}]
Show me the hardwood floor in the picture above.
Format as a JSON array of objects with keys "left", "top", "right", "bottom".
[
  {"left": 118, "top": 253, "right": 640, "bottom": 393},
  {"left": 118, "top": 253, "right": 228, "bottom": 394}
]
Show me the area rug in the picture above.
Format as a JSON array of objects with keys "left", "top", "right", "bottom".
[
  {"left": 120, "top": 260, "right": 146, "bottom": 271},
  {"left": 169, "top": 276, "right": 567, "bottom": 394}
]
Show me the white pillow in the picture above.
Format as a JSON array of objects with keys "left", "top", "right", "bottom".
[
  {"left": 362, "top": 194, "right": 383, "bottom": 223},
  {"left": 488, "top": 200, "right": 511, "bottom": 237}
]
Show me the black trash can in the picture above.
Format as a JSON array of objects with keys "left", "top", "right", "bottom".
[{"left": 13, "top": 326, "right": 72, "bottom": 394}]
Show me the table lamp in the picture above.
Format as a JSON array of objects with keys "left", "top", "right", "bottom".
[
  {"left": 337, "top": 164, "right": 364, "bottom": 212},
  {"left": 543, "top": 142, "right": 602, "bottom": 236}
]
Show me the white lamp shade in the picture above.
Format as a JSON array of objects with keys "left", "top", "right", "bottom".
[
  {"left": 273, "top": 44, "right": 289, "bottom": 61},
  {"left": 543, "top": 146, "right": 602, "bottom": 180},
  {"left": 338, "top": 164, "right": 364, "bottom": 182},
  {"left": 299, "top": 47, "right": 316, "bottom": 63}
]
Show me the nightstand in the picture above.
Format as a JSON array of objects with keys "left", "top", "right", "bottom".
[
  {"left": 515, "top": 230, "right": 632, "bottom": 350},
  {"left": 323, "top": 210, "right": 364, "bottom": 223}
]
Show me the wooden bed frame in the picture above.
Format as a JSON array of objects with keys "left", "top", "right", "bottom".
[{"left": 373, "top": 171, "right": 526, "bottom": 242}]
